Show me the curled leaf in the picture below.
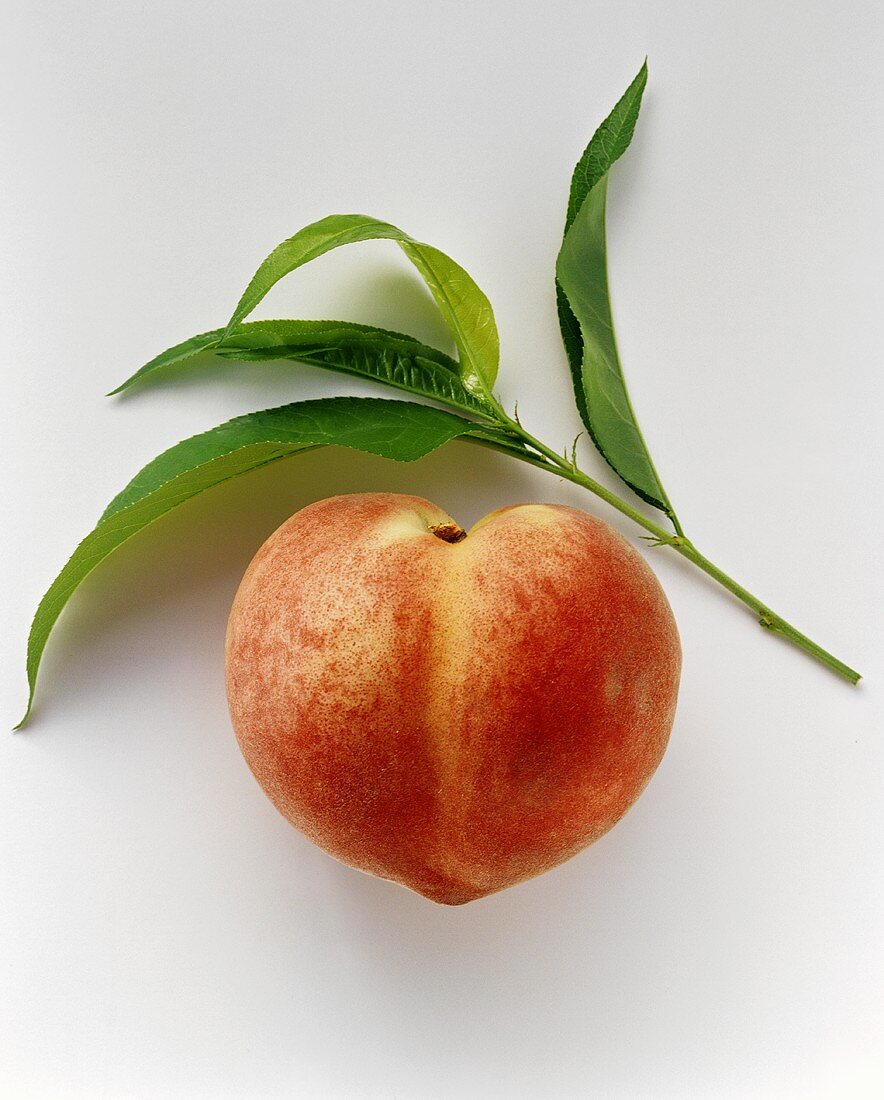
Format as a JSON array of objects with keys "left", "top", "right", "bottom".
[{"left": 226, "top": 213, "right": 500, "bottom": 397}]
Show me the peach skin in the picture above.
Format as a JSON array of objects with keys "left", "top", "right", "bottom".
[{"left": 225, "top": 493, "right": 680, "bottom": 904}]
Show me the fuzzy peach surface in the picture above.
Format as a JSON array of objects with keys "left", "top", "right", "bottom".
[{"left": 225, "top": 493, "right": 681, "bottom": 905}]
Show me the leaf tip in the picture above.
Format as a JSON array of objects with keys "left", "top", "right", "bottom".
[
  {"left": 107, "top": 373, "right": 142, "bottom": 397},
  {"left": 12, "top": 707, "right": 31, "bottom": 733},
  {"left": 635, "top": 58, "right": 649, "bottom": 89}
]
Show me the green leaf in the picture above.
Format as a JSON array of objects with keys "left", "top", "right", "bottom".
[
  {"left": 557, "top": 174, "right": 675, "bottom": 517},
  {"left": 107, "top": 328, "right": 225, "bottom": 394},
  {"left": 225, "top": 213, "right": 500, "bottom": 397},
  {"left": 556, "top": 282, "right": 590, "bottom": 427},
  {"left": 564, "top": 60, "right": 648, "bottom": 234},
  {"left": 556, "top": 61, "right": 648, "bottom": 409},
  {"left": 17, "top": 396, "right": 481, "bottom": 728},
  {"left": 111, "top": 319, "right": 492, "bottom": 417},
  {"left": 556, "top": 62, "right": 678, "bottom": 523}
]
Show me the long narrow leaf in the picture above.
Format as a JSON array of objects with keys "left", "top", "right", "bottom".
[
  {"left": 556, "top": 61, "right": 648, "bottom": 398},
  {"left": 17, "top": 396, "right": 481, "bottom": 728},
  {"left": 564, "top": 61, "right": 648, "bottom": 234},
  {"left": 225, "top": 214, "right": 499, "bottom": 396},
  {"left": 557, "top": 175, "right": 675, "bottom": 516},
  {"left": 556, "top": 63, "right": 678, "bottom": 523},
  {"left": 111, "top": 320, "right": 492, "bottom": 417}
]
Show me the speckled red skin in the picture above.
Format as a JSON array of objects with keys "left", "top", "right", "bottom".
[{"left": 226, "top": 493, "right": 681, "bottom": 905}]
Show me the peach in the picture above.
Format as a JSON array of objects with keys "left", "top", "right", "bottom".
[{"left": 225, "top": 493, "right": 680, "bottom": 904}]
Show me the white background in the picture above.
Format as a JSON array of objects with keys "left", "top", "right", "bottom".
[{"left": 1, "top": 2, "right": 881, "bottom": 1097}]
